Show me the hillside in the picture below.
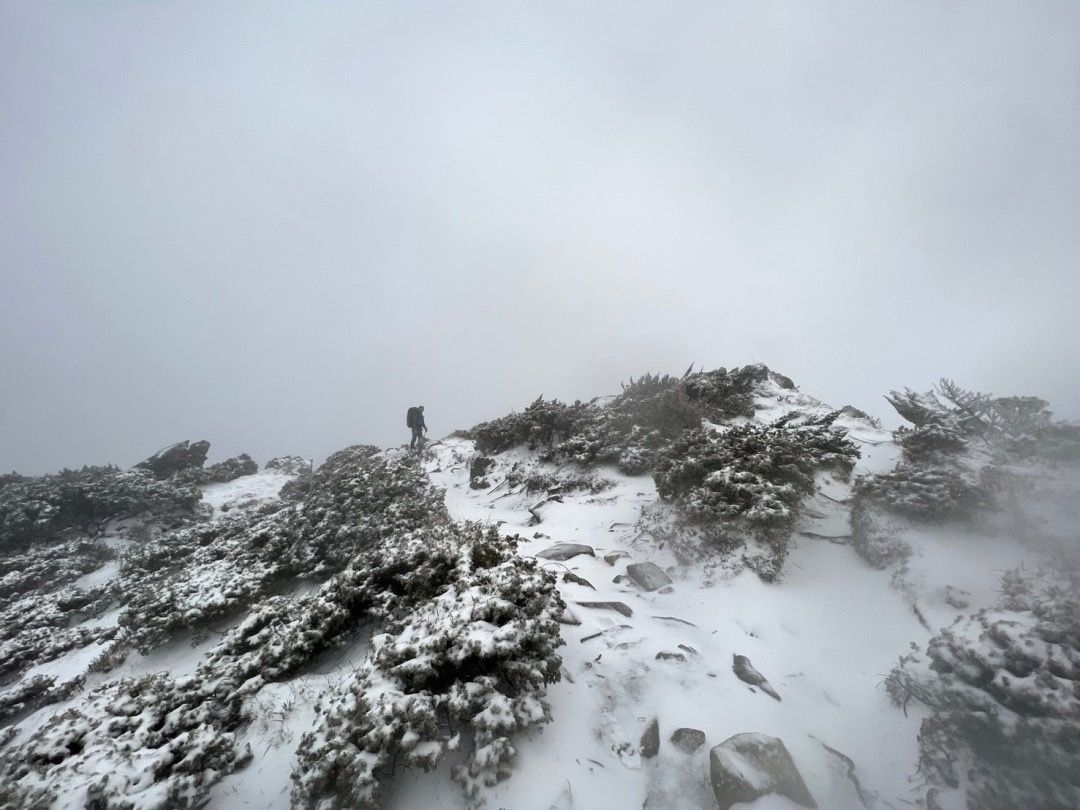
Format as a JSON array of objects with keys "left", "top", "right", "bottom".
[{"left": 1, "top": 366, "right": 1078, "bottom": 810}]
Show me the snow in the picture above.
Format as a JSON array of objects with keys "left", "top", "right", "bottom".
[
  {"left": 392, "top": 431, "right": 1045, "bottom": 809},
  {"left": 199, "top": 470, "right": 295, "bottom": 518}
]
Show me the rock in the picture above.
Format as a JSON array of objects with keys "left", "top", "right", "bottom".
[
  {"left": 626, "top": 562, "right": 673, "bottom": 592},
  {"left": 769, "top": 370, "right": 797, "bottom": 390},
  {"left": 732, "top": 654, "right": 781, "bottom": 701},
  {"left": 604, "top": 550, "right": 630, "bottom": 566},
  {"left": 576, "top": 601, "right": 633, "bottom": 618},
  {"left": 536, "top": 543, "right": 594, "bottom": 561},
  {"left": 656, "top": 651, "right": 686, "bottom": 662},
  {"left": 135, "top": 440, "right": 211, "bottom": 479},
  {"left": 559, "top": 607, "right": 581, "bottom": 626},
  {"left": 265, "top": 456, "right": 311, "bottom": 475},
  {"left": 640, "top": 718, "right": 660, "bottom": 758},
  {"left": 709, "top": 733, "right": 817, "bottom": 810},
  {"left": 562, "top": 572, "right": 595, "bottom": 590},
  {"left": 671, "top": 728, "right": 706, "bottom": 753}
]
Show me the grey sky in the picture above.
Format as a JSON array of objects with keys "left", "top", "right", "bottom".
[{"left": 2, "top": 2, "right": 1079, "bottom": 474}]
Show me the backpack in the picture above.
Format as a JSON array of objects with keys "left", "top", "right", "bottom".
[{"left": 406, "top": 407, "right": 419, "bottom": 428}]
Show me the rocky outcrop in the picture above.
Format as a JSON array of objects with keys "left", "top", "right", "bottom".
[
  {"left": 710, "top": 733, "right": 816, "bottom": 809},
  {"left": 135, "top": 440, "right": 210, "bottom": 479}
]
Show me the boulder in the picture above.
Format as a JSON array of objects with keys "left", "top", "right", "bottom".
[
  {"left": 536, "top": 543, "right": 594, "bottom": 561},
  {"left": 640, "top": 718, "right": 660, "bottom": 759},
  {"left": 135, "top": 440, "right": 210, "bottom": 479},
  {"left": 732, "top": 654, "right": 781, "bottom": 701},
  {"left": 626, "top": 562, "right": 673, "bottom": 592},
  {"left": 710, "top": 733, "right": 817, "bottom": 810},
  {"left": 604, "top": 550, "right": 629, "bottom": 566},
  {"left": 671, "top": 728, "right": 706, "bottom": 754}
]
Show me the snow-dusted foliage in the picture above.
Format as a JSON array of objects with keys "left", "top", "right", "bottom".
[
  {"left": 886, "top": 379, "right": 1080, "bottom": 464},
  {"left": 0, "top": 534, "right": 119, "bottom": 687},
  {"left": 0, "top": 466, "right": 201, "bottom": 553},
  {"left": 1, "top": 671, "right": 252, "bottom": 810},
  {"left": 173, "top": 453, "right": 259, "bottom": 486},
  {"left": 291, "top": 525, "right": 563, "bottom": 809},
  {"left": 854, "top": 379, "right": 1080, "bottom": 569},
  {"left": 468, "top": 364, "right": 775, "bottom": 474},
  {"left": 887, "top": 561, "right": 1080, "bottom": 809},
  {"left": 0, "top": 447, "right": 562, "bottom": 809},
  {"left": 652, "top": 412, "right": 859, "bottom": 577},
  {"left": 469, "top": 397, "right": 588, "bottom": 455},
  {"left": 854, "top": 463, "right": 988, "bottom": 522},
  {"left": 115, "top": 446, "right": 449, "bottom": 651}
]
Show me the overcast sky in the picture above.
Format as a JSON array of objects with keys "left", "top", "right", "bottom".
[{"left": 2, "top": 2, "right": 1079, "bottom": 474}]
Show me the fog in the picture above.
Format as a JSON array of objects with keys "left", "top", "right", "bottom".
[{"left": 2, "top": 2, "right": 1079, "bottom": 474}]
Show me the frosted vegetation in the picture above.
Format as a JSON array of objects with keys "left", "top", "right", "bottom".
[{"left": 1, "top": 366, "right": 1077, "bottom": 809}]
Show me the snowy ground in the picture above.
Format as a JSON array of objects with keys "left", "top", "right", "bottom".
[{"left": 2, "top": 402, "right": 1058, "bottom": 809}]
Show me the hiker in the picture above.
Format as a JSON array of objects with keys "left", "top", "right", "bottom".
[{"left": 406, "top": 405, "right": 427, "bottom": 449}]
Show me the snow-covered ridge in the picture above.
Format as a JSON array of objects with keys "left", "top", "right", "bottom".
[{"left": 1, "top": 369, "right": 1077, "bottom": 809}]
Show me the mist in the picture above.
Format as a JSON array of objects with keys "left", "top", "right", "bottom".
[{"left": 3, "top": 2, "right": 1079, "bottom": 474}]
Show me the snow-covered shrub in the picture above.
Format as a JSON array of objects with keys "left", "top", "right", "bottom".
[
  {"left": 681, "top": 363, "right": 770, "bottom": 421},
  {"left": 0, "top": 537, "right": 112, "bottom": 600},
  {"left": 504, "top": 463, "right": 614, "bottom": 495},
  {"left": 653, "top": 413, "right": 859, "bottom": 576},
  {"left": 281, "top": 445, "right": 450, "bottom": 574},
  {"left": 469, "top": 398, "right": 589, "bottom": 455},
  {"left": 886, "top": 379, "right": 1080, "bottom": 463},
  {"left": 291, "top": 524, "right": 563, "bottom": 809},
  {"left": 467, "top": 365, "right": 779, "bottom": 475},
  {"left": 118, "top": 447, "right": 447, "bottom": 651},
  {"left": 173, "top": 453, "right": 259, "bottom": 485},
  {"left": 854, "top": 463, "right": 988, "bottom": 522},
  {"left": 265, "top": 455, "right": 312, "bottom": 475},
  {"left": 886, "top": 562, "right": 1080, "bottom": 809},
  {"left": 0, "top": 466, "right": 201, "bottom": 553},
  {"left": 0, "top": 671, "right": 251, "bottom": 810}
]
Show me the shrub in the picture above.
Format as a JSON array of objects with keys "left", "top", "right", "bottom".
[
  {"left": 467, "top": 364, "right": 780, "bottom": 475},
  {"left": 653, "top": 413, "right": 859, "bottom": 575},
  {"left": 854, "top": 463, "right": 988, "bottom": 522},
  {"left": 0, "top": 466, "right": 201, "bottom": 554},
  {"left": 469, "top": 398, "right": 589, "bottom": 455},
  {"left": 291, "top": 525, "right": 563, "bottom": 808},
  {"left": 886, "top": 562, "right": 1080, "bottom": 809},
  {"left": 1, "top": 447, "right": 563, "bottom": 810}
]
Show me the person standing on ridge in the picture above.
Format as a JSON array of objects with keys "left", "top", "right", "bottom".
[{"left": 406, "top": 405, "right": 427, "bottom": 449}]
